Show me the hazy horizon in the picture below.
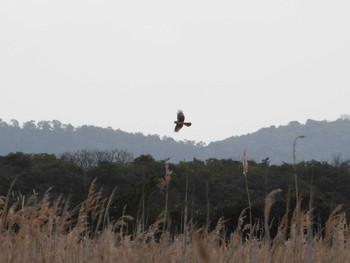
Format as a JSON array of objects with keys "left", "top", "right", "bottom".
[
  {"left": 1, "top": 114, "right": 349, "bottom": 145},
  {"left": 1, "top": 1, "right": 349, "bottom": 143}
]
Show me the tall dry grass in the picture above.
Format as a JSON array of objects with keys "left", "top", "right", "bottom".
[{"left": 1, "top": 179, "right": 350, "bottom": 263}]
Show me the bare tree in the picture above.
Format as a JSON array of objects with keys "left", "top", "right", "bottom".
[{"left": 61, "top": 148, "right": 133, "bottom": 169}]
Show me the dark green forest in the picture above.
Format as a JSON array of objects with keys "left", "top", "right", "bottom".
[
  {"left": 1, "top": 150, "right": 350, "bottom": 236},
  {"left": 1, "top": 116, "right": 350, "bottom": 163}
]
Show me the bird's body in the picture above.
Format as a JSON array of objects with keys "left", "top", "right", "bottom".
[{"left": 174, "top": 110, "right": 191, "bottom": 132}]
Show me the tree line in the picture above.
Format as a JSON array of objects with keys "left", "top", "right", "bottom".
[{"left": 1, "top": 149, "right": 349, "bottom": 236}]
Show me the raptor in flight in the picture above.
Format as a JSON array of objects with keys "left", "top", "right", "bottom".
[{"left": 174, "top": 110, "right": 192, "bottom": 132}]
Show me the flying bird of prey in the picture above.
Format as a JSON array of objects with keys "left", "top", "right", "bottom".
[{"left": 174, "top": 110, "right": 192, "bottom": 132}]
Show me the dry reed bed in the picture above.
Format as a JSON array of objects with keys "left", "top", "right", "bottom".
[{"left": 0, "top": 182, "right": 349, "bottom": 263}]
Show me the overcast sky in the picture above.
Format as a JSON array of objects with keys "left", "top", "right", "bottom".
[{"left": 1, "top": 0, "right": 349, "bottom": 143}]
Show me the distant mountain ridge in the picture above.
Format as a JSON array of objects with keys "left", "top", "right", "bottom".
[{"left": 1, "top": 117, "right": 350, "bottom": 164}]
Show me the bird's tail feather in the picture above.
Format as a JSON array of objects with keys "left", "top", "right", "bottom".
[{"left": 184, "top": 122, "right": 192, "bottom": 127}]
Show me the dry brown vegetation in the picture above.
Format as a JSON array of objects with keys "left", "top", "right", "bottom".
[{"left": 0, "top": 179, "right": 349, "bottom": 263}]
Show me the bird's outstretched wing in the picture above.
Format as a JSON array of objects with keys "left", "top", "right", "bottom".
[
  {"left": 177, "top": 110, "right": 185, "bottom": 122},
  {"left": 174, "top": 123, "right": 183, "bottom": 132}
]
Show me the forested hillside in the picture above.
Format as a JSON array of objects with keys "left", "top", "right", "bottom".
[
  {"left": 206, "top": 117, "right": 350, "bottom": 164},
  {"left": 1, "top": 117, "right": 350, "bottom": 164}
]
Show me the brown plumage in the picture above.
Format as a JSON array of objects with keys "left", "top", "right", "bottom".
[{"left": 174, "top": 110, "right": 192, "bottom": 132}]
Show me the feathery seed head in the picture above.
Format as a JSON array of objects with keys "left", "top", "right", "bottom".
[
  {"left": 159, "top": 163, "right": 172, "bottom": 191},
  {"left": 242, "top": 149, "right": 248, "bottom": 177}
]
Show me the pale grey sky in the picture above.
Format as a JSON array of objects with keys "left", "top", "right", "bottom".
[{"left": 1, "top": 0, "right": 349, "bottom": 143}]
